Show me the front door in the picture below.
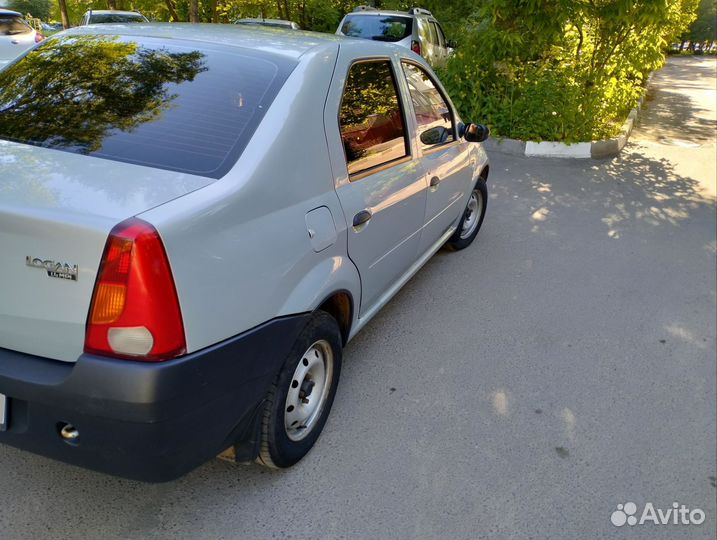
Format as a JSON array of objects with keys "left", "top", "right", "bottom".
[
  {"left": 401, "top": 61, "right": 473, "bottom": 254},
  {"left": 327, "top": 58, "right": 427, "bottom": 315}
]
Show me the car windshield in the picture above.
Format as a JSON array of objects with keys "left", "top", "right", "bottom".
[
  {"left": 89, "top": 14, "right": 146, "bottom": 24},
  {"left": 0, "top": 15, "right": 32, "bottom": 35},
  {"left": 0, "top": 34, "right": 296, "bottom": 178},
  {"left": 340, "top": 15, "right": 412, "bottom": 42}
]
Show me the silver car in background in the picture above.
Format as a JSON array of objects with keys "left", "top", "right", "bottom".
[
  {"left": 336, "top": 6, "right": 455, "bottom": 68},
  {"left": 0, "top": 9, "right": 41, "bottom": 67},
  {"left": 78, "top": 10, "right": 149, "bottom": 25}
]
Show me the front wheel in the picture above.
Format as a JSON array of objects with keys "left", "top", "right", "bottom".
[
  {"left": 445, "top": 179, "right": 487, "bottom": 251},
  {"left": 257, "top": 311, "right": 342, "bottom": 468}
]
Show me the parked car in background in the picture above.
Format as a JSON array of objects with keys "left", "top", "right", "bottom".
[
  {"left": 235, "top": 18, "right": 301, "bottom": 30},
  {"left": 0, "top": 9, "right": 42, "bottom": 67},
  {"left": 41, "top": 22, "right": 64, "bottom": 34},
  {"left": 79, "top": 10, "right": 149, "bottom": 25},
  {"left": 0, "top": 24, "right": 489, "bottom": 481},
  {"left": 336, "top": 6, "right": 455, "bottom": 68}
]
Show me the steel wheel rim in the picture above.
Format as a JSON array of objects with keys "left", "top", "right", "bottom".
[
  {"left": 284, "top": 340, "right": 333, "bottom": 442},
  {"left": 460, "top": 189, "right": 482, "bottom": 239}
]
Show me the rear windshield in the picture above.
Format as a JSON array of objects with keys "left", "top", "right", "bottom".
[
  {"left": 0, "top": 34, "right": 296, "bottom": 178},
  {"left": 340, "top": 14, "right": 412, "bottom": 42},
  {"left": 89, "top": 14, "right": 146, "bottom": 24},
  {"left": 0, "top": 15, "right": 32, "bottom": 35}
]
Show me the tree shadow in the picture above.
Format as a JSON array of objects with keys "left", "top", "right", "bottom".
[
  {"left": 490, "top": 148, "right": 715, "bottom": 246},
  {"left": 637, "top": 88, "right": 716, "bottom": 144}
]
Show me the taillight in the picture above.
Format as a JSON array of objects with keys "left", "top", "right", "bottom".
[
  {"left": 35, "top": 33, "right": 44, "bottom": 43},
  {"left": 84, "top": 218, "right": 186, "bottom": 361},
  {"left": 411, "top": 40, "right": 421, "bottom": 55}
]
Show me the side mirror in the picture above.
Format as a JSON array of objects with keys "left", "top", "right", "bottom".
[
  {"left": 419, "top": 126, "right": 450, "bottom": 146},
  {"left": 447, "top": 39, "right": 458, "bottom": 49},
  {"left": 460, "top": 122, "right": 490, "bottom": 143}
]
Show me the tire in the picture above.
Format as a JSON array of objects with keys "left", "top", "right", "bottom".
[
  {"left": 257, "top": 311, "right": 342, "bottom": 468},
  {"left": 445, "top": 178, "right": 487, "bottom": 251}
]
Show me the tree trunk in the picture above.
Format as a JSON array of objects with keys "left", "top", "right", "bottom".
[
  {"left": 210, "top": 0, "right": 218, "bottom": 23},
  {"left": 276, "top": 1, "right": 283, "bottom": 19},
  {"left": 57, "top": 0, "right": 70, "bottom": 29},
  {"left": 164, "top": 0, "right": 180, "bottom": 22},
  {"left": 107, "top": 0, "right": 117, "bottom": 9},
  {"left": 190, "top": 0, "right": 199, "bottom": 23}
]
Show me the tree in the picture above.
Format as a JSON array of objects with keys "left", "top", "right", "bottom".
[
  {"left": 7, "top": 0, "right": 51, "bottom": 20},
  {"left": 684, "top": 0, "right": 717, "bottom": 43},
  {"left": 56, "top": 0, "right": 70, "bottom": 27},
  {"left": 190, "top": 0, "right": 199, "bottom": 22},
  {"left": 0, "top": 35, "right": 206, "bottom": 151}
]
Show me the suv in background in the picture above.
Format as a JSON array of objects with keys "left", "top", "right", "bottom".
[
  {"left": 79, "top": 10, "right": 149, "bottom": 25},
  {"left": 0, "top": 9, "right": 42, "bottom": 67},
  {"left": 336, "top": 6, "right": 454, "bottom": 68}
]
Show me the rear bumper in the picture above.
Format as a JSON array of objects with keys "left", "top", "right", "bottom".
[{"left": 0, "top": 314, "right": 310, "bottom": 482}]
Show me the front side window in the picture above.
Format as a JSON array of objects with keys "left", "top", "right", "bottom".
[
  {"left": 339, "top": 61, "right": 408, "bottom": 176},
  {"left": 402, "top": 62, "right": 455, "bottom": 148},
  {"left": 0, "top": 34, "right": 295, "bottom": 178}
]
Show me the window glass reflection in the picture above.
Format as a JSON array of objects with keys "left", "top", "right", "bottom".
[{"left": 339, "top": 61, "right": 408, "bottom": 176}]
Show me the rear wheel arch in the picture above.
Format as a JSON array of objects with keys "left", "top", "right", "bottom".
[{"left": 317, "top": 290, "right": 353, "bottom": 346}]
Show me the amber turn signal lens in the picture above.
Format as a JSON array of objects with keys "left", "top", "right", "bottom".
[{"left": 90, "top": 283, "right": 127, "bottom": 324}]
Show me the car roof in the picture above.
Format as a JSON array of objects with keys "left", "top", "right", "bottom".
[
  {"left": 345, "top": 10, "right": 412, "bottom": 17},
  {"left": 87, "top": 10, "right": 144, "bottom": 16},
  {"left": 0, "top": 9, "right": 22, "bottom": 17},
  {"left": 59, "top": 23, "right": 408, "bottom": 62},
  {"left": 237, "top": 18, "right": 296, "bottom": 25}
]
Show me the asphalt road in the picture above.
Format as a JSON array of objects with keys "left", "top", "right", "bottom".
[{"left": 1, "top": 56, "right": 715, "bottom": 540}]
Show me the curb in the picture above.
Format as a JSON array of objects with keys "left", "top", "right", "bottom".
[{"left": 484, "top": 76, "right": 651, "bottom": 159}]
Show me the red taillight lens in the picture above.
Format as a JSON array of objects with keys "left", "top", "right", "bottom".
[
  {"left": 85, "top": 218, "right": 186, "bottom": 361},
  {"left": 411, "top": 40, "right": 421, "bottom": 55},
  {"left": 35, "top": 33, "right": 44, "bottom": 43}
]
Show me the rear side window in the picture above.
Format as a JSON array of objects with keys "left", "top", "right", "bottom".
[
  {"left": 339, "top": 61, "right": 408, "bottom": 176},
  {"left": 431, "top": 22, "right": 445, "bottom": 47},
  {"left": 0, "top": 35, "right": 295, "bottom": 178},
  {"left": 402, "top": 62, "right": 455, "bottom": 148},
  {"left": 340, "top": 15, "right": 412, "bottom": 42},
  {"left": 0, "top": 15, "right": 32, "bottom": 35},
  {"left": 427, "top": 21, "right": 438, "bottom": 45}
]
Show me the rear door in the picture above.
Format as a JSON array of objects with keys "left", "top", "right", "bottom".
[
  {"left": 325, "top": 56, "right": 427, "bottom": 315},
  {"left": 400, "top": 60, "right": 473, "bottom": 254}
]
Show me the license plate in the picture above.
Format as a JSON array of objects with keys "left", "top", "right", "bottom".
[{"left": 0, "top": 393, "right": 7, "bottom": 431}]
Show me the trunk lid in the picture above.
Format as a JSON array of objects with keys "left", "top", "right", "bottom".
[{"left": 0, "top": 141, "right": 213, "bottom": 362}]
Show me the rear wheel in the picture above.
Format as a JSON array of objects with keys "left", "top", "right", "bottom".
[
  {"left": 257, "top": 311, "right": 342, "bottom": 468},
  {"left": 445, "top": 179, "right": 487, "bottom": 251}
]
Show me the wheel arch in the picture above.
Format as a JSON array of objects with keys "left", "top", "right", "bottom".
[{"left": 316, "top": 289, "right": 354, "bottom": 346}]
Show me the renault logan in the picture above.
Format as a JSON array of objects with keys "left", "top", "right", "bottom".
[{"left": 0, "top": 24, "right": 489, "bottom": 481}]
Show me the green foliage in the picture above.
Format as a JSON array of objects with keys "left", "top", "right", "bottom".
[
  {"left": 38, "top": 0, "right": 702, "bottom": 141},
  {"left": 7, "top": 0, "right": 51, "bottom": 19},
  {"left": 0, "top": 35, "right": 206, "bottom": 150},
  {"left": 439, "top": 0, "right": 700, "bottom": 142},
  {"left": 683, "top": 0, "right": 717, "bottom": 42}
]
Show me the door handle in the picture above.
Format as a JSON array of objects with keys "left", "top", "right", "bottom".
[
  {"left": 430, "top": 176, "right": 441, "bottom": 188},
  {"left": 352, "top": 209, "right": 372, "bottom": 227}
]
